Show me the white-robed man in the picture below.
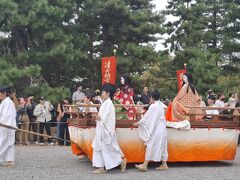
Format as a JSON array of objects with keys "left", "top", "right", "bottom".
[
  {"left": 0, "top": 86, "right": 17, "bottom": 167},
  {"left": 133, "top": 90, "right": 169, "bottom": 171},
  {"left": 92, "top": 83, "right": 127, "bottom": 174}
]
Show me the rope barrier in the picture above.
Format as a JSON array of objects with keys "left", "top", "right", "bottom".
[
  {"left": 0, "top": 122, "right": 76, "bottom": 145},
  {"left": 17, "top": 121, "right": 69, "bottom": 124}
]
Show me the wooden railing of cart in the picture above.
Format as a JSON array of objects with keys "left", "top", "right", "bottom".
[
  {"left": 185, "top": 106, "right": 240, "bottom": 129},
  {"left": 63, "top": 104, "right": 240, "bottom": 128}
]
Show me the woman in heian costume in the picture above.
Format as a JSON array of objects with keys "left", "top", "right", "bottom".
[
  {"left": 166, "top": 73, "right": 203, "bottom": 121},
  {"left": 115, "top": 75, "right": 136, "bottom": 120}
]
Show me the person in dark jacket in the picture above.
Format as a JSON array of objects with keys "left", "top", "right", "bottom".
[
  {"left": 140, "top": 87, "right": 150, "bottom": 110},
  {"left": 26, "top": 96, "right": 38, "bottom": 144},
  {"left": 57, "top": 99, "right": 71, "bottom": 146}
]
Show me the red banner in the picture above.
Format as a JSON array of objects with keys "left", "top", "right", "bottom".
[
  {"left": 101, "top": 56, "right": 117, "bottom": 85},
  {"left": 176, "top": 69, "right": 187, "bottom": 92}
]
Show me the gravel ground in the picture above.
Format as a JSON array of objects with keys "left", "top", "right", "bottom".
[{"left": 0, "top": 145, "right": 240, "bottom": 180}]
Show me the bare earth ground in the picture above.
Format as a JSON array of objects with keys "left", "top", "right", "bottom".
[{"left": 0, "top": 145, "right": 240, "bottom": 180}]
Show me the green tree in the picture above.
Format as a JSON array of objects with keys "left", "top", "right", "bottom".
[
  {"left": 1, "top": 0, "right": 165, "bottom": 93},
  {"left": 164, "top": 0, "right": 240, "bottom": 94},
  {"left": 0, "top": 0, "right": 79, "bottom": 97},
  {"left": 188, "top": 45, "right": 221, "bottom": 94},
  {"left": 25, "top": 83, "right": 70, "bottom": 105},
  {"left": 73, "top": 0, "right": 164, "bottom": 88},
  {"left": 131, "top": 53, "right": 177, "bottom": 99},
  {"left": 0, "top": 0, "right": 17, "bottom": 30},
  {"left": 0, "top": 57, "right": 40, "bottom": 92}
]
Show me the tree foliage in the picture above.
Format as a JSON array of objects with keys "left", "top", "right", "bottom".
[
  {"left": 0, "top": 0, "right": 164, "bottom": 99},
  {"left": 164, "top": 0, "right": 240, "bottom": 95},
  {"left": 0, "top": 0, "right": 239, "bottom": 100}
]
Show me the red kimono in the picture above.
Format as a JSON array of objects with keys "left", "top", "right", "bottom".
[{"left": 115, "top": 85, "right": 136, "bottom": 120}]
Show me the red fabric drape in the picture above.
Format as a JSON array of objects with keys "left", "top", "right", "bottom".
[{"left": 166, "top": 102, "right": 173, "bottom": 121}]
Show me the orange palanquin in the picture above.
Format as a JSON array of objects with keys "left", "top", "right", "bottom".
[{"left": 65, "top": 104, "right": 240, "bottom": 163}]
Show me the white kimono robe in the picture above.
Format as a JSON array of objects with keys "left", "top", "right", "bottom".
[
  {"left": 0, "top": 97, "right": 17, "bottom": 163},
  {"left": 92, "top": 98, "right": 122, "bottom": 170},
  {"left": 138, "top": 100, "right": 168, "bottom": 162}
]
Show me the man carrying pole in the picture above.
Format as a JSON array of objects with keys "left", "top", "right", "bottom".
[{"left": 0, "top": 86, "right": 17, "bottom": 167}]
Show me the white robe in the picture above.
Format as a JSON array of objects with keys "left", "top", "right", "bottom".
[
  {"left": 138, "top": 100, "right": 168, "bottom": 162},
  {"left": 0, "top": 97, "right": 17, "bottom": 162},
  {"left": 92, "top": 98, "right": 122, "bottom": 170}
]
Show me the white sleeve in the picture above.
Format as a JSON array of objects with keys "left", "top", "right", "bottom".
[
  {"left": 138, "top": 105, "right": 155, "bottom": 125},
  {"left": 100, "top": 103, "right": 112, "bottom": 124},
  {"left": 137, "top": 105, "right": 156, "bottom": 142},
  {"left": 33, "top": 105, "right": 41, "bottom": 117},
  {"left": 0, "top": 101, "right": 16, "bottom": 127},
  {"left": 100, "top": 103, "right": 115, "bottom": 144}
]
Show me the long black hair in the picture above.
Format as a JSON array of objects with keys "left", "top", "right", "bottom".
[
  {"left": 120, "top": 74, "right": 133, "bottom": 94},
  {"left": 121, "top": 74, "right": 131, "bottom": 87},
  {"left": 182, "top": 73, "right": 196, "bottom": 95}
]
